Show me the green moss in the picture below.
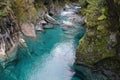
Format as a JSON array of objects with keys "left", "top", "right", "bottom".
[
  {"left": 12, "top": 0, "right": 38, "bottom": 23},
  {"left": 0, "top": 10, "right": 4, "bottom": 17},
  {"left": 76, "top": 0, "right": 117, "bottom": 65},
  {"left": 97, "top": 7, "right": 107, "bottom": 21},
  {"left": 97, "top": 25, "right": 104, "bottom": 31},
  {"left": 77, "top": 30, "right": 116, "bottom": 65},
  {"left": 98, "top": 15, "right": 107, "bottom": 20},
  {"left": 101, "top": 7, "right": 107, "bottom": 14}
]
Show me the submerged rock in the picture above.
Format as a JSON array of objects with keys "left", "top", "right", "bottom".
[
  {"left": 94, "top": 57, "right": 120, "bottom": 80},
  {"left": 73, "top": 62, "right": 108, "bottom": 80},
  {"left": 19, "top": 38, "right": 27, "bottom": 47},
  {"left": 44, "top": 24, "right": 54, "bottom": 29}
]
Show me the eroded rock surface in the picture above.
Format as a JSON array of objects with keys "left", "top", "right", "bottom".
[
  {"left": 0, "top": 15, "right": 19, "bottom": 66},
  {"left": 21, "top": 23, "right": 36, "bottom": 37}
]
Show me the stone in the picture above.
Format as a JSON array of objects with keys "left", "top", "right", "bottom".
[
  {"left": 48, "top": 5, "right": 63, "bottom": 16},
  {"left": 0, "top": 51, "right": 6, "bottom": 62},
  {"left": 110, "top": 32, "right": 116, "bottom": 42},
  {"left": 35, "top": 24, "right": 44, "bottom": 31},
  {"left": 19, "top": 38, "right": 27, "bottom": 47},
  {"left": 21, "top": 23, "right": 36, "bottom": 37},
  {"left": 37, "top": 9, "right": 46, "bottom": 19},
  {"left": 35, "top": 20, "right": 47, "bottom": 31},
  {"left": 0, "top": 50, "right": 6, "bottom": 56},
  {"left": 44, "top": 14, "right": 58, "bottom": 24}
]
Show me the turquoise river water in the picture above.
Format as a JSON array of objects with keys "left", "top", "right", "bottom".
[{"left": 0, "top": 12, "right": 86, "bottom": 80}]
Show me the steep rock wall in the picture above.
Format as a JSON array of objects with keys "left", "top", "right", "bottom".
[
  {"left": 0, "top": 0, "right": 20, "bottom": 66},
  {"left": 76, "top": 0, "right": 120, "bottom": 79}
]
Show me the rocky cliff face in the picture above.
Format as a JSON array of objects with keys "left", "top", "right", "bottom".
[
  {"left": 76, "top": 0, "right": 120, "bottom": 79},
  {"left": 0, "top": 0, "right": 20, "bottom": 66}
]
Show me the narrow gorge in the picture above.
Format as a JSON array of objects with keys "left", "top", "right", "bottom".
[{"left": 0, "top": 0, "right": 120, "bottom": 80}]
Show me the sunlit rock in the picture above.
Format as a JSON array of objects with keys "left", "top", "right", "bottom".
[
  {"left": 35, "top": 20, "right": 47, "bottom": 31},
  {"left": 21, "top": 23, "right": 36, "bottom": 38},
  {"left": 19, "top": 38, "right": 27, "bottom": 47},
  {"left": 0, "top": 49, "right": 6, "bottom": 56},
  {"left": 0, "top": 49, "right": 7, "bottom": 63},
  {"left": 65, "top": 4, "right": 71, "bottom": 9},
  {"left": 44, "top": 14, "right": 58, "bottom": 24}
]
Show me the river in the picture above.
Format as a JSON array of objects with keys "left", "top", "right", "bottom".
[
  {"left": 0, "top": 4, "right": 108, "bottom": 80},
  {"left": 0, "top": 5, "right": 86, "bottom": 80}
]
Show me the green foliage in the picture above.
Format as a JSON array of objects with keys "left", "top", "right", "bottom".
[
  {"left": 98, "top": 15, "right": 107, "bottom": 20},
  {"left": 97, "top": 25, "right": 104, "bottom": 31},
  {"left": 0, "top": 10, "right": 4, "bottom": 17},
  {"left": 101, "top": 7, "right": 106, "bottom": 14},
  {"left": 0, "top": 1, "right": 13, "bottom": 19},
  {"left": 12, "top": 0, "right": 38, "bottom": 23},
  {"left": 98, "top": 7, "right": 107, "bottom": 20},
  {"left": 79, "top": 0, "right": 108, "bottom": 27}
]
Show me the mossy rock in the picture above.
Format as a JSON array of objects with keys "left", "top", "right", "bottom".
[{"left": 76, "top": 30, "right": 116, "bottom": 65}]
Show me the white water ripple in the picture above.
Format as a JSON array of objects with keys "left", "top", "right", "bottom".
[{"left": 29, "top": 41, "right": 76, "bottom": 80}]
